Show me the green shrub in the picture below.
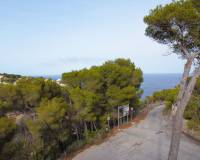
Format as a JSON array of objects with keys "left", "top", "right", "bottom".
[
  {"left": 187, "top": 119, "right": 200, "bottom": 133},
  {"left": 163, "top": 101, "right": 173, "bottom": 114}
]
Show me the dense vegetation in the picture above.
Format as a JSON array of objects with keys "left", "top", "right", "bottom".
[
  {"left": 0, "top": 59, "right": 143, "bottom": 160},
  {"left": 146, "top": 87, "right": 179, "bottom": 111},
  {"left": 148, "top": 77, "right": 200, "bottom": 133}
]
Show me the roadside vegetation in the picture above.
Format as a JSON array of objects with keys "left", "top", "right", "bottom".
[
  {"left": 0, "top": 58, "right": 143, "bottom": 160},
  {"left": 144, "top": 0, "right": 200, "bottom": 159},
  {"left": 147, "top": 77, "right": 200, "bottom": 136}
]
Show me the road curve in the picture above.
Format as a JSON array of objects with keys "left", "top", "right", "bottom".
[{"left": 73, "top": 105, "right": 200, "bottom": 160}]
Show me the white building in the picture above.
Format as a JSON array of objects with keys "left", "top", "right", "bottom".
[{"left": 0, "top": 75, "right": 3, "bottom": 83}]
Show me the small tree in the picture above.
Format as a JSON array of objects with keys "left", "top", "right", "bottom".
[{"left": 144, "top": 0, "right": 200, "bottom": 160}]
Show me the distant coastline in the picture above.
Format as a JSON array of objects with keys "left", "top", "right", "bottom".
[{"left": 141, "top": 73, "right": 182, "bottom": 98}]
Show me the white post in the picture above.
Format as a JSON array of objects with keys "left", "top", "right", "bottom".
[
  {"left": 107, "top": 116, "right": 110, "bottom": 130},
  {"left": 131, "top": 107, "right": 133, "bottom": 121},
  {"left": 118, "top": 106, "right": 120, "bottom": 129}
]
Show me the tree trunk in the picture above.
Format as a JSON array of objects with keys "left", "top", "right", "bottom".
[
  {"left": 90, "top": 122, "right": 93, "bottom": 132},
  {"left": 168, "top": 58, "right": 200, "bottom": 160},
  {"left": 84, "top": 121, "right": 88, "bottom": 139},
  {"left": 93, "top": 121, "right": 97, "bottom": 131},
  {"left": 75, "top": 127, "right": 79, "bottom": 141},
  {"left": 168, "top": 103, "right": 183, "bottom": 160}
]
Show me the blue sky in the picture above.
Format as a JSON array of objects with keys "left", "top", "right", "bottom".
[{"left": 0, "top": 0, "right": 184, "bottom": 75}]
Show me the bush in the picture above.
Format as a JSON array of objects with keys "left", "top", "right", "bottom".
[
  {"left": 187, "top": 119, "right": 200, "bottom": 133},
  {"left": 150, "top": 87, "right": 179, "bottom": 104},
  {"left": 66, "top": 129, "right": 107, "bottom": 154},
  {"left": 149, "top": 78, "right": 200, "bottom": 132},
  {"left": 163, "top": 101, "right": 173, "bottom": 114}
]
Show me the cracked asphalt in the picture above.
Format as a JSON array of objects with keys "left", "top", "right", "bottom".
[{"left": 73, "top": 105, "right": 200, "bottom": 160}]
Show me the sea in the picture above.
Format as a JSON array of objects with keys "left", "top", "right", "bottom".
[
  {"left": 42, "top": 74, "right": 182, "bottom": 99},
  {"left": 141, "top": 74, "right": 181, "bottom": 99}
]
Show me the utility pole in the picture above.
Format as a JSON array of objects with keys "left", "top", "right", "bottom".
[
  {"left": 126, "top": 112, "right": 128, "bottom": 123},
  {"left": 107, "top": 116, "right": 110, "bottom": 130},
  {"left": 130, "top": 107, "right": 133, "bottom": 121},
  {"left": 126, "top": 104, "right": 129, "bottom": 123}
]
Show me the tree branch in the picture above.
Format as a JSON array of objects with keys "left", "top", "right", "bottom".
[
  {"left": 172, "top": 56, "right": 193, "bottom": 115},
  {"left": 192, "top": 52, "right": 199, "bottom": 59},
  {"left": 176, "top": 57, "right": 193, "bottom": 101},
  {"left": 163, "top": 52, "right": 173, "bottom": 56},
  {"left": 180, "top": 45, "right": 190, "bottom": 58},
  {"left": 180, "top": 66, "right": 200, "bottom": 113}
]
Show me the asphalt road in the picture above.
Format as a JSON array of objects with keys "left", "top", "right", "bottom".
[{"left": 73, "top": 105, "right": 200, "bottom": 160}]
